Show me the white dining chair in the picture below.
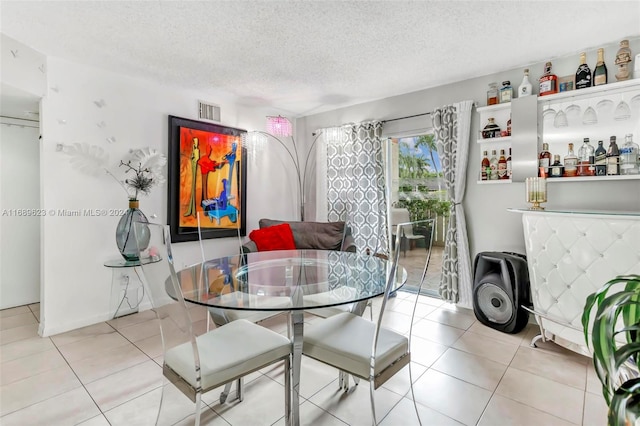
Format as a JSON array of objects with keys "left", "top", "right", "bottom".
[
  {"left": 305, "top": 205, "right": 382, "bottom": 320},
  {"left": 196, "top": 210, "right": 290, "bottom": 403},
  {"left": 302, "top": 219, "right": 434, "bottom": 425},
  {"left": 391, "top": 207, "right": 427, "bottom": 256},
  {"left": 133, "top": 222, "right": 292, "bottom": 426}
]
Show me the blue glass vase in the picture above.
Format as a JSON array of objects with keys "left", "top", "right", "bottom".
[{"left": 116, "top": 200, "right": 150, "bottom": 261}]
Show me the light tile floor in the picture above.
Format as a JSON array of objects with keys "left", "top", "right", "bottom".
[{"left": 0, "top": 295, "right": 608, "bottom": 425}]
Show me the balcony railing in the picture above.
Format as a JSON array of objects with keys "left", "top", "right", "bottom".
[{"left": 432, "top": 214, "right": 448, "bottom": 246}]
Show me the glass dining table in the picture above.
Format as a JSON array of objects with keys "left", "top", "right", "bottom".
[{"left": 173, "top": 249, "right": 406, "bottom": 426}]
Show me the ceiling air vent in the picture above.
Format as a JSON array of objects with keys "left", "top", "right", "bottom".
[{"left": 198, "top": 100, "right": 221, "bottom": 122}]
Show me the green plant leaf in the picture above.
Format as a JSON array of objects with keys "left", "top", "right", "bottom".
[
  {"left": 609, "top": 378, "right": 640, "bottom": 426},
  {"left": 583, "top": 276, "right": 637, "bottom": 348},
  {"left": 623, "top": 280, "right": 640, "bottom": 363},
  {"left": 614, "top": 342, "right": 640, "bottom": 371},
  {"left": 595, "top": 292, "right": 638, "bottom": 379},
  {"left": 584, "top": 275, "right": 640, "bottom": 419}
]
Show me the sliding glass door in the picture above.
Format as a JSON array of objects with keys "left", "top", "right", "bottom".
[{"left": 384, "top": 133, "right": 448, "bottom": 297}]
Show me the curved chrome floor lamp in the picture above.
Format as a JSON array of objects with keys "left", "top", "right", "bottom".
[{"left": 243, "top": 116, "right": 324, "bottom": 221}]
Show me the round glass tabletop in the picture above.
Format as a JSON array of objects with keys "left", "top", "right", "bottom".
[{"left": 174, "top": 249, "right": 406, "bottom": 311}]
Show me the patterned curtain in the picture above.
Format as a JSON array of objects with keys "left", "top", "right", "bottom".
[
  {"left": 431, "top": 101, "right": 473, "bottom": 305},
  {"left": 324, "top": 121, "right": 388, "bottom": 255}
]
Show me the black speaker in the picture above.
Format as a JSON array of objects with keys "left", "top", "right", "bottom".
[{"left": 472, "top": 252, "right": 531, "bottom": 334}]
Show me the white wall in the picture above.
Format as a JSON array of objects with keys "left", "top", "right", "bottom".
[
  {"left": 0, "top": 118, "right": 41, "bottom": 309},
  {"left": 0, "top": 34, "right": 47, "bottom": 98},
  {"left": 0, "top": 34, "right": 46, "bottom": 313},
  {"left": 37, "top": 56, "right": 296, "bottom": 336},
  {"left": 298, "top": 37, "right": 640, "bottom": 308}
]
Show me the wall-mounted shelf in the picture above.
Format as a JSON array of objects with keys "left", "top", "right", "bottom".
[
  {"left": 477, "top": 102, "right": 512, "bottom": 113},
  {"left": 537, "top": 79, "right": 640, "bottom": 104},
  {"left": 546, "top": 174, "right": 640, "bottom": 183},
  {"left": 477, "top": 179, "right": 512, "bottom": 185},
  {"left": 474, "top": 74, "right": 640, "bottom": 187},
  {"left": 539, "top": 78, "right": 640, "bottom": 180},
  {"left": 476, "top": 101, "right": 513, "bottom": 183},
  {"left": 477, "top": 135, "right": 512, "bottom": 144}
]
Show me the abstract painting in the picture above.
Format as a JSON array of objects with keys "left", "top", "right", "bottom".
[{"left": 168, "top": 116, "right": 247, "bottom": 242}]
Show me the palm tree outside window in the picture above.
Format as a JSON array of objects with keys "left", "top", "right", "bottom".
[{"left": 386, "top": 132, "right": 450, "bottom": 296}]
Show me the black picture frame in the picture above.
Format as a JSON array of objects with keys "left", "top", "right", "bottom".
[{"left": 168, "top": 115, "right": 247, "bottom": 243}]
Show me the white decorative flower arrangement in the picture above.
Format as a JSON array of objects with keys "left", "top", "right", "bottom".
[{"left": 61, "top": 143, "right": 167, "bottom": 201}]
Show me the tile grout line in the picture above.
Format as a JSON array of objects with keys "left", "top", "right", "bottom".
[
  {"left": 581, "top": 388, "right": 588, "bottom": 426},
  {"left": 420, "top": 325, "right": 586, "bottom": 426},
  {"left": 487, "top": 360, "right": 586, "bottom": 425},
  {"left": 68, "top": 319, "right": 164, "bottom": 423},
  {"left": 48, "top": 330, "right": 111, "bottom": 424},
  {"left": 2, "top": 299, "right": 597, "bottom": 425},
  {"left": 111, "top": 317, "right": 163, "bottom": 366},
  {"left": 0, "top": 318, "right": 112, "bottom": 423},
  {"left": 472, "top": 338, "right": 514, "bottom": 426}
]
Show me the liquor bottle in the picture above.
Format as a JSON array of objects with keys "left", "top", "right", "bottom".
[
  {"left": 593, "top": 48, "right": 608, "bottom": 86},
  {"left": 577, "top": 138, "right": 595, "bottom": 176},
  {"left": 506, "top": 148, "right": 512, "bottom": 179},
  {"left": 499, "top": 81, "right": 513, "bottom": 103},
  {"left": 481, "top": 151, "right": 490, "bottom": 180},
  {"left": 594, "top": 140, "right": 607, "bottom": 176},
  {"left": 538, "top": 143, "right": 552, "bottom": 177},
  {"left": 518, "top": 68, "right": 533, "bottom": 97},
  {"left": 620, "top": 133, "right": 639, "bottom": 175},
  {"left": 575, "top": 52, "right": 592, "bottom": 89},
  {"left": 539, "top": 62, "right": 558, "bottom": 96},
  {"left": 507, "top": 115, "right": 512, "bottom": 136},
  {"left": 498, "top": 149, "right": 508, "bottom": 179},
  {"left": 549, "top": 155, "right": 564, "bottom": 178},
  {"left": 564, "top": 143, "right": 578, "bottom": 177},
  {"left": 489, "top": 150, "right": 499, "bottom": 180},
  {"left": 482, "top": 118, "right": 501, "bottom": 138},
  {"left": 615, "top": 39, "right": 632, "bottom": 81},
  {"left": 606, "top": 136, "right": 620, "bottom": 176},
  {"left": 487, "top": 83, "right": 499, "bottom": 105}
]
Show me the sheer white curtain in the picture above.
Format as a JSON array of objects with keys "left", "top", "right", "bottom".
[{"left": 431, "top": 100, "right": 473, "bottom": 306}]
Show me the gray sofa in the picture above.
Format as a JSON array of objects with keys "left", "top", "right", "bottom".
[{"left": 242, "top": 218, "right": 356, "bottom": 253}]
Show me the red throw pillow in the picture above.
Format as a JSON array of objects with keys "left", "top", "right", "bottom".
[{"left": 249, "top": 223, "right": 296, "bottom": 251}]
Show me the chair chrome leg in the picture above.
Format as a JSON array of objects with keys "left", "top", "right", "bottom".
[
  {"left": 194, "top": 392, "right": 203, "bottom": 426},
  {"left": 156, "top": 375, "right": 172, "bottom": 426},
  {"left": 206, "top": 312, "right": 212, "bottom": 333},
  {"left": 408, "top": 363, "right": 422, "bottom": 426},
  {"left": 237, "top": 377, "right": 244, "bottom": 402},
  {"left": 219, "top": 382, "right": 232, "bottom": 404},
  {"left": 291, "top": 311, "right": 304, "bottom": 425},
  {"left": 284, "top": 356, "right": 291, "bottom": 426},
  {"left": 369, "top": 379, "right": 377, "bottom": 425},
  {"left": 338, "top": 371, "right": 354, "bottom": 391}
]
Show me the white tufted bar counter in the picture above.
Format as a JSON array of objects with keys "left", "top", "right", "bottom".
[{"left": 509, "top": 208, "right": 640, "bottom": 356}]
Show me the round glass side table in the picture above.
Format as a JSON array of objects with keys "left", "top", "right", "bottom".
[{"left": 104, "top": 256, "right": 160, "bottom": 319}]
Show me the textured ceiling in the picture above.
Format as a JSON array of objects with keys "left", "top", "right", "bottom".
[{"left": 1, "top": 1, "right": 639, "bottom": 117}]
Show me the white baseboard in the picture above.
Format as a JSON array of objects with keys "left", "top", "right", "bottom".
[{"left": 39, "top": 301, "right": 153, "bottom": 337}]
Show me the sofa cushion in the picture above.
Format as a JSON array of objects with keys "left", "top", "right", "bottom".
[
  {"left": 259, "top": 219, "right": 345, "bottom": 251},
  {"left": 249, "top": 223, "right": 296, "bottom": 251}
]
